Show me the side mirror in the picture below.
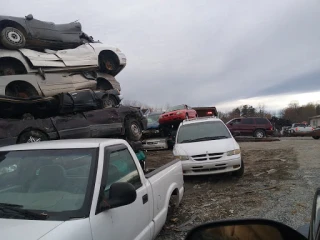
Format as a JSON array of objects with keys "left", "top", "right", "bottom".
[
  {"left": 309, "top": 188, "right": 320, "bottom": 240},
  {"left": 108, "top": 182, "right": 137, "bottom": 209},
  {"left": 186, "top": 219, "right": 306, "bottom": 240},
  {"left": 25, "top": 14, "right": 34, "bottom": 20}
]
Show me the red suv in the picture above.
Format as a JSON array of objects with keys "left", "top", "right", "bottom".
[{"left": 226, "top": 117, "right": 274, "bottom": 138}]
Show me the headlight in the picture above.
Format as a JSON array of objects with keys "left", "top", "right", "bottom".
[
  {"left": 176, "top": 155, "right": 189, "bottom": 160},
  {"left": 176, "top": 111, "right": 182, "bottom": 115},
  {"left": 227, "top": 149, "right": 241, "bottom": 156}
]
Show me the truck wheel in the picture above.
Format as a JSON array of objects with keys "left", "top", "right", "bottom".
[
  {"left": 232, "top": 159, "right": 244, "bottom": 177},
  {"left": 17, "top": 130, "right": 48, "bottom": 144},
  {"left": 1, "top": 27, "right": 26, "bottom": 50},
  {"left": 254, "top": 129, "right": 265, "bottom": 138},
  {"left": 126, "top": 118, "right": 142, "bottom": 141},
  {"left": 312, "top": 136, "right": 320, "bottom": 140}
]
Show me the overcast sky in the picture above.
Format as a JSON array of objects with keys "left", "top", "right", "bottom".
[{"left": 3, "top": 0, "right": 320, "bottom": 111}]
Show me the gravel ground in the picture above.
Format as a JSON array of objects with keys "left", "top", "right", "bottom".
[{"left": 146, "top": 137, "right": 320, "bottom": 240}]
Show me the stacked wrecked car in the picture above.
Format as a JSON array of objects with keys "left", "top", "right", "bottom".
[{"left": 0, "top": 14, "right": 147, "bottom": 146}]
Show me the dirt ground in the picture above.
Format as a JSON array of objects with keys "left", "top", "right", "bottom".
[{"left": 147, "top": 137, "right": 320, "bottom": 240}]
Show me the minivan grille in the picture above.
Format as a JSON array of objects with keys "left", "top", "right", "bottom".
[{"left": 191, "top": 152, "right": 224, "bottom": 161}]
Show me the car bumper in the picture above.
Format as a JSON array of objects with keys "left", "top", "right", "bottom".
[
  {"left": 181, "top": 156, "right": 242, "bottom": 176},
  {"left": 142, "top": 138, "right": 168, "bottom": 150}
]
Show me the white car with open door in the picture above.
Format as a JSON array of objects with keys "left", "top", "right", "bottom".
[
  {"left": 173, "top": 117, "right": 244, "bottom": 177},
  {"left": 0, "top": 43, "right": 126, "bottom": 77}
]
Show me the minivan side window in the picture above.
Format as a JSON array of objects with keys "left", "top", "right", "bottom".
[
  {"left": 255, "top": 118, "right": 268, "bottom": 124},
  {"left": 241, "top": 118, "right": 254, "bottom": 124},
  {"left": 104, "top": 147, "right": 142, "bottom": 195}
]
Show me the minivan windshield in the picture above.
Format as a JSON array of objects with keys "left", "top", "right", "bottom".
[
  {"left": 177, "top": 121, "right": 231, "bottom": 144},
  {"left": 0, "top": 148, "right": 97, "bottom": 221}
]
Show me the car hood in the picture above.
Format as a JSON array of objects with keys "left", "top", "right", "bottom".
[
  {"left": 0, "top": 218, "right": 92, "bottom": 240},
  {"left": 0, "top": 219, "right": 63, "bottom": 239},
  {"left": 174, "top": 138, "right": 237, "bottom": 156}
]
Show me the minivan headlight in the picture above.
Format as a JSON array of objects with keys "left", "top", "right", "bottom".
[
  {"left": 227, "top": 149, "right": 241, "bottom": 156},
  {"left": 176, "top": 155, "right": 189, "bottom": 160}
]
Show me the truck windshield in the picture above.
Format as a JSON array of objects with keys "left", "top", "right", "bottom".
[
  {"left": 0, "top": 148, "right": 97, "bottom": 221},
  {"left": 177, "top": 121, "right": 231, "bottom": 144}
]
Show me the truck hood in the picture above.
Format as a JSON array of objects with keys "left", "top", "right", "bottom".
[
  {"left": 174, "top": 138, "right": 238, "bottom": 156},
  {"left": 0, "top": 218, "right": 92, "bottom": 240},
  {"left": 0, "top": 219, "right": 63, "bottom": 239}
]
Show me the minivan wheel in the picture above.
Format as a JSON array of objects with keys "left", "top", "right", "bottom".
[
  {"left": 232, "top": 159, "right": 244, "bottom": 177},
  {"left": 254, "top": 129, "right": 265, "bottom": 138},
  {"left": 312, "top": 136, "right": 320, "bottom": 140}
]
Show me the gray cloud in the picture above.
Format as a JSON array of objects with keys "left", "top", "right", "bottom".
[{"left": 2, "top": 0, "right": 320, "bottom": 107}]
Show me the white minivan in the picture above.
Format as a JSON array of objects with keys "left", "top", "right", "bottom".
[{"left": 173, "top": 117, "right": 244, "bottom": 176}]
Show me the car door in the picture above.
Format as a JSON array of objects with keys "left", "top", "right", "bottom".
[
  {"left": 227, "top": 118, "right": 241, "bottom": 135},
  {"left": 36, "top": 73, "right": 76, "bottom": 96},
  {"left": 83, "top": 108, "right": 123, "bottom": 137},
  {"left": 25, "top": 17, "right": 62, "bottom": 41},
  {"left": 90, "top": 145, "right": 152, "bottom": 240},
  {"left": 240, "top": 118, "right": 255, "bottom": 135},
  {"left": 51, "top": 113, "right": 91, "bottom": 139}
]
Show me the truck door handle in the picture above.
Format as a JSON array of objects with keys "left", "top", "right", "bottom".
[{"left": 142, "top": 194, "right": 148, "bottom": 204}]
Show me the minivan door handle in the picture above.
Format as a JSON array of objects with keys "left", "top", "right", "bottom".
[{"left": 142, "top": 194, "right": 148, "bottom": 204}]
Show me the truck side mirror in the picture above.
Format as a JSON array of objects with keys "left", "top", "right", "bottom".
[{"left": 108, "top": 182, "right": 137, "bottom": 209}]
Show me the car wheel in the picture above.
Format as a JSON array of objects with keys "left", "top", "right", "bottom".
[
  {"left": 0, "top": 27, "right": 26, "bottom": 50},
  {"left": 99, "top": 52, "right": 119, "bottom": 74},
  {"left": 232, "top": 159, "right": 244, "bottom": 177},
  {"left": 312, "top": 136, "right": 320, "bottom": 140},
  {"left": 254, "top": 129, "right": 265, "bottom": 138},
  {"left": 125, "top": 118, "right": 143, "bottom": 141},
  {"left": 6, "top": 82, "right": 39, "bottom": 99},
  {"left": 102, "top": 95, "right": 118, "bottom": 108},
  {"left": 17, "top": 130, "right": 48, "bottom": 144}
]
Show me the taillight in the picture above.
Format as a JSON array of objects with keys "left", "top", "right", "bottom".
[
  {"left": 207, "top": 111, "right": 212, "bottom": 115},
  {"left": 296, "top": 128, "right": 298, "bottom": 131}
]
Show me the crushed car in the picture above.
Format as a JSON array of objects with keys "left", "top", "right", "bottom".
[
  {"left": 0, "top": 71, "right": 120, "bottom": 98},
  {"left": 0, "top": 43, "right": 127, "bottom": 76},
  {"left": 0, "top": 105, "right": 147, "bottom": 146},
  {"left": 159, "top": 104, "right": 197, "bottom": 126},
  {"left": 0, "top": 14, "right": 95, "bottom": 50},
  {"left": 0, "top": 88, "right": 121, "bottom": 119}
]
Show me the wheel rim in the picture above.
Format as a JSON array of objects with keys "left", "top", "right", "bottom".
[
  {"left": 256, "top": 131, "right": 264, "bottom": 138},
  {"left": 6, "top": 30, "right": 23, "bottom": 45},
  {"left": 27, "top": 136, "right": 42, "bottom": 143},
  {"left": 103, "top": 97, "right": 116, "bottom": 108},
  {"left": 131, "top": 123, "right": 141, "bottom": 137},
  {"left": 105, "top": 60, "right": 115, "bottom": 71}
]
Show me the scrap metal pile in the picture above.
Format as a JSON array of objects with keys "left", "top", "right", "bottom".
[{"left": 0, "top": 14, "right": 147, "bottom": 146}]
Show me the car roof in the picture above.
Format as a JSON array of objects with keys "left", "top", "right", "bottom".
[
  {"left": 180, "top": 117, "right": 222, "bottom": 126},
  {"left": 0, "top": 138, "right": 127, "bottom": 151}
]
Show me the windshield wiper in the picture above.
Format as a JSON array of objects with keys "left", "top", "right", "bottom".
[
  {"left": 181, "top": 136, "right": 228, "bottom": 143},
  {"left": 0, "top": 203, "right": 48, "bottom": 220}
]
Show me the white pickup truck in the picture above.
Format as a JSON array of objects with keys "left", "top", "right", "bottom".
[{"left": 0, "top": 139, "right": 184, "bottom": 240}]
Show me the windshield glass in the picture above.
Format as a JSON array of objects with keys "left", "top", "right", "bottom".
[
  {"left": 177, "top": 121, "right": 231, "bottom": 144},
  {"left": 147, "top": 113, "right": 161, "bottom": 123},
  {"left": 0, "top": 148, "right": 97, "bottom": 220},
  {"left": 167, "top": 105, "right": 185, "bottom": 112}
]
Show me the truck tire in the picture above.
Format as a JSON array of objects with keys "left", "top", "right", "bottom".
[
  {"left": 254, "top": 129, "right": 265, "bottom": 138},
  {"left": 312, "top": 136, "right": 320, "bottom": 140},
  {"left": 102, "top": 95, "right": 118, "bottom": 108},
  {"left": 1, "top": 27, "right": 26, "bottom": 50},
  {"left": 125, "top": 118, "right": 142, "bottom": 141},
  {"left": 232, "top": 159, "right": 244, "bottom": 177},
  {"left": 17, "top": 130, "right": 48, "bottom": 144}
]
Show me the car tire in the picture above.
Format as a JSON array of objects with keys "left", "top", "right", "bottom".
[
  {"left": 125, "top": 118, "right": 143, "bottom": 141},
  {"left": 17, "top": 130, "right": 48, "bottom": 144},
  {"left": 102, "top": 95, "right": 118, "bottom": 108},
  {"left": 0, "top": 27, "right": 26, "bottom": 50},
  {"left": 312, "top": 136, "right": 320, "bottom": 140},
  {"left": 99, "top": 52, "right": 119, "bottom": 75},
  {"left": 254, "top": 129, "right": 265, "bottom": 138},
  {"left": 232, "top": 159, "right": 244, "bottom": 177}
]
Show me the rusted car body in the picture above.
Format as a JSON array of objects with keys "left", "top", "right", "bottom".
[{"left": 0, "top": 105, "right": 148, "bottom": 147}]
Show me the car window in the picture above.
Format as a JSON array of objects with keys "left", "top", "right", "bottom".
[
  {"left": 255, "top": 118, "right": 269, "bottom": 124},
  {"left": 228, "top": 118, "right": 241, "bottom": 124},
  {"left": 104, "top": 148, "right": 142, "bottom": 194},
  {"left": 241, "top": 118, "right": 254, "bottom": 124},
  {"left": 177, "top": 121, "right": 231, "bottom": 143}
]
